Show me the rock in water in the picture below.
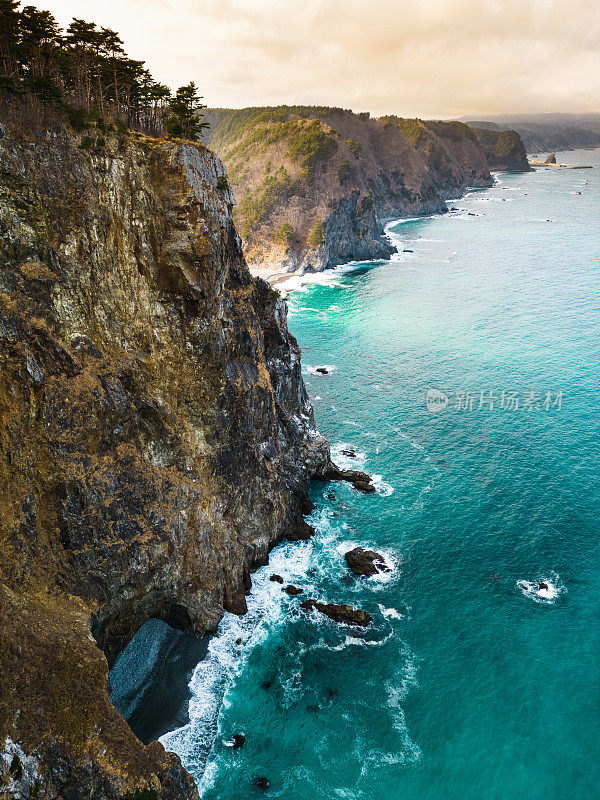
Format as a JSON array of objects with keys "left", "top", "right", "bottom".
[
  {"left": 300, "top": 600, "right": 372, "bottom": 627},
  {"left": 286, "top": 520, "right": 316, "bottom": 541},
  {"left": 299, "top": 495, "right": 316, "bottom": 514},
  {"left": 232, "top": 734, "right": 246, "bottom": 750},
  {"left": 283, "top": 585, "right": 303, "bottom": 596},
  {"left": 345, "top": 547, "right": 390, "bottom": 576},
  {"left": 544, "top": 153, "right": 557, "bottom": 164},
  {"left": 253, "top": 777, "right": 270, "bottom": 790},
  {"left": 316, "top": 366, "right": 329, "bottom": 375},
  {"left": 270, "top": 574, "right": 284, "bottom": 584},
  {"left": 317, "top": 465, "right": 376, "bottom": 493}
]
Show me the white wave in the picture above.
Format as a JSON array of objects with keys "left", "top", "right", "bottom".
[
  {"left": 279, "top": 258, "right": 381, "bottom": 294},
  {"left": 309, "top": 629, "right": 395, "bottom": 654},
  {"left": 378, "top": 604, "right": 404, "bottom": 620},
  {"left": 331, "top": 441, "right": 367, "bottom": 467},
  {"left": 517, "top": 572, "right": 566, "bottom": 605},
  {"left": 160, "top": 539, "right": 314, "bottom": 782},
  {"left": 371, "top": 474, "right": 394, "bottom": 497}
]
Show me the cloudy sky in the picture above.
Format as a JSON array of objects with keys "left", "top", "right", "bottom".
[{"left": 39, "top": 0, "right": 599, "bottom": 117}]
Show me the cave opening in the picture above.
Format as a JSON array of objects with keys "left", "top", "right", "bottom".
[{"left": 108, "top": 617, "right": 209, "bottom": 744}]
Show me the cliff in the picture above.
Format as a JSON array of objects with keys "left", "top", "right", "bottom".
[
  {"left": 468, "top": 126, "right": 531, "bottom": 171},
  {"left": 464, "top": 116, "right": 600, "bottom": 153},
  {"left": 0, "top": 120, "right": 329, "bottom": 799},
  {"left": 204, "top": 107, "right": 529, "bottom": 276}
]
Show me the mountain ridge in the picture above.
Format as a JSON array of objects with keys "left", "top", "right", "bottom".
[{"left": 204, "top": 106, "right": 529, "bottom": 277}]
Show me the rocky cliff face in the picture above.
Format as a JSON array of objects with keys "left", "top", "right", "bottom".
[
  {"left": 204, "top": 108, "right": 529, "bottom": 276},
  {"left": 0, "top": 121, "right": 329, "bottom": 799},
  {"left": 469, "top": 126, "right": 531, "bottom": 171}
]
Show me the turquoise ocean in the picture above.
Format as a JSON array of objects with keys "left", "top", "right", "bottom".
[{"left": 161, "top": 149, "right": 600, "bottom": 799}]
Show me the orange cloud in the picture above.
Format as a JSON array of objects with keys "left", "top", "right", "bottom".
[{"left": 40, "top": 0, "right": 600, "bottom": 116}]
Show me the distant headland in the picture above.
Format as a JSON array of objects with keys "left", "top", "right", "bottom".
[{"left": 528, "top": 153, "right": 593, "bottom": 169}]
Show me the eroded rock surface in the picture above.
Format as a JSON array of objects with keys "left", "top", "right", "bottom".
[
  {"left": 300, "top": 600, "right": 372, "bottom": 627},
  {"left": 0, "top": 124, "right": 328, "bottom": 800}
]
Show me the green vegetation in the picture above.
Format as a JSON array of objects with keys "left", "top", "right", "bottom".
[
  {"left": 0, "top": 1, "right": 209, "bottom": 138},
  {"left": 360, "top": 195, "right": 374, "bottom": 212},
  {"left": 164, "top": 82, "right": 208, "bottom": 140},
  {"left": 288, "top": 120, "right": 338, "bottom": 183},
  {"left": 274, "top": 222, "right": 297, "bottom": 246},
  {"left": 9, "top": 755, "right": 23, "bottom": 781},
  {"left": 122, "top": 790, "right": 159, "bottom": 800},
  {"left": 495, "top": 129, "right": 522, "bottom": 158},
  {"left": 425, "top": 120, "right": 476, "bottom": 142},
  {"left": 208, "top": 105, "right": 350, "bottom": 150},
  {"left": 209, "top": 108, "right": 339, "bottom": 190},
  {"left": 346, "top": 138, "right": 362, "bottom": 155},
  {"left": 307, "top": 219, "right": 325, "bottom": 248},
  {"left": 471, "top": 128, "right": 527, "bottom": 166},
  {"left": 236, "top": 167, "right": 293, "bottom": 238},
  {"left": 338, "top": 160, "right": 355, "bottom": 183},
  {"left": 216, "top": 175, "right": 229, "bottom": 191},
  {"left": 385, "top": 117, "right": 430, "bottom": 149}
]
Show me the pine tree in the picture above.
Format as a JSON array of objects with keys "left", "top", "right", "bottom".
[
  {"left": 165, "top": 82, "right": 209, "bottom": 141},
  {"left": 0, "top": 2, "right": 206, "bottom": 139}
]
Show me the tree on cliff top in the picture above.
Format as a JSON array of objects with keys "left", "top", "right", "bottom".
[
  {"left": 0, "top": 1, "right": 209, "bottom": 139},
  {"left": 165, "top": 82, "right": 209, "bottom": 141}
]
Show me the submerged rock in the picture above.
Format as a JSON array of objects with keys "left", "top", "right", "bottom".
[
  {"left": 345, "top": 547, "right": 390, "bottom": 577},
  {"left": 253, "top": 777, "right": 270, "bottom": 790},
  {"left": 300, "top": 600, "right": 372, "bottom": 627}
]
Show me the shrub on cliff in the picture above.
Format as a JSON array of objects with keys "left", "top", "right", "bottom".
[
  {"left": 307, "top": 219, "right": 324, "bottom": 248},
  {"left": 288, "top": 120, "right": 338, "bottom": 183},
  {"left": 338, "top": 160, "right": 356, "bottom": 183},
  {"left": 236, "top": 168, "right": 294, "bottom": 238},
  {"left": 274, "top": 222, "right": 297, "bottom": 246}
]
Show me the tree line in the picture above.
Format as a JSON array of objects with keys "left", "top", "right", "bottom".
[{"left": 0, "top": 0, "right": 208, "bottom": 139}]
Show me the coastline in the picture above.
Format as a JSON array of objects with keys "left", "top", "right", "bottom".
[{"left": 251, "top": 182, "right": 502, "bottom": 289}]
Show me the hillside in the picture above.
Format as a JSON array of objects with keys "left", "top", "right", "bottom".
[
  {"left": 205, "top": 107, "right": 529, "bottom": 276},
  {"left": 463, "top": 114, "right": 600, "bottom": 153}
]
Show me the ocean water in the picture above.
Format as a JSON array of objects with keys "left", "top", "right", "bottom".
[{"left": 162, "top": 150, "right": 600, "bottom": 799}]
